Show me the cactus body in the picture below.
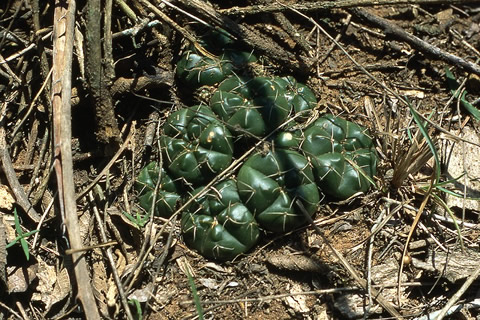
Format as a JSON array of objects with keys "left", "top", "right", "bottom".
[
  {"left": 210, "top": 76, "right": 316, "bottom": 137},
  {"left": 182, "top": 180, "right": 260, "bottom": 260},
  {"left": 134, "top": 162, "right": 181, "bottom": 217},
  {"left": 237, "top": 149, "right": 320, "bottom": 232},
  {"left": 301, "top": 114, "right": 377, "bottom": 199},
  {"left": 135, "top": 32, "right": 380, "bottom": 260},
  {"left": 176, "top": 51, "right": 233, "bottom": 88},
  {"left": 162, "top": 105, "right": 234, "bottom": 185}
]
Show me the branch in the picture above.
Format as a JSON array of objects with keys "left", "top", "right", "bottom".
[
  {"left": 220, "top": 0, "right": 480, "bottom": 15},
  {"left": 85, "top": 0, "right": 121, "bottom": 148},
  {"left": 0, "top": 111, "right": 40, "bottom": 222},
  {"left": 52, "top": 0, "right": 100, "bottom": 318},
  {"left": 350, "top": 7, "right": 480, "bottom": 75},
  {"left": 179, "top": 0, "right": 312, "bottom": 73}
]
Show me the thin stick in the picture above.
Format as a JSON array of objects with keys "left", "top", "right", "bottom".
[
  {"left": 0, "top": 300, "right": 22, "bottom": 320},
  {"left": 435, "top": 265, "right": 480, "bottom": 319},
  {"left": 0, "top": 98, "right": 41, "bottom": 222},
  {"left": 296, "top": 200, "right": 404, "bottom": 319},
  {"left": 181, "top": 284, "right": 427, "bottom": 307},
  {"left": 350, "top": 7, "right": 480, "bottom": 75},
  {"left": 220, "top": 0, "right": 480, "bottom": 15},
  {"left": 88, "top": 192, "right": 134, "bottom": 320},
  {"left": 76, "top": 127, "right": 135, "bottom": 201}
]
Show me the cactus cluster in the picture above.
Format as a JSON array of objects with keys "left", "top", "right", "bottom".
[{"left": 134, "top": 30, "right": 378, "bottom": 260}]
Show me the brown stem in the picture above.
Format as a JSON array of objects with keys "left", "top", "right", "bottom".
[
  {"left": 0, "top": 122, "right": 41, "bottom": 223},
  {"left": 85, "top": 0, "right": 121, "bottom": 149}
]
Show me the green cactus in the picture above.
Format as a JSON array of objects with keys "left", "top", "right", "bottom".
[
  {"left": 161, "top": 105, "right": 234, "bottom": 185},
  {"left": 210, "top": 89, "right": 266, "bottom": 137},
  {"left": 182, "top": 180, "right": 260, "bottom": 260},
  {"left": 134, "top": 162, "right": 182, "bottom": 217},
  {"left": 301, "top": 114, "right": 377, "bottom": 199},
  {"left": 273, "top": 129, "right": 304, "bottom": 149},
  {"left": 136, "top": 31, "right": 380, "bottom": 261},
  {"left": 237, "top": 149, "right": 320, "bottom": 233},
  {"left": 199, "top": 29, "right": 256, "bottom": 64},
  {"left": 274, "top": 76, "right": 317, "bottom": 120},
  {"left": 176, "top": 50, "right": 234, "bottom": 89},
  {"left": 176, "top": 29, "right": 256, "bottom": 90},
  {"left": 210, "top": 76, "right": 316, "bottom": 137}
]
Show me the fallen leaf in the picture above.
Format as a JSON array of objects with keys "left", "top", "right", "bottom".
[
  {"left": 32, "top": 259, "right": 70, "bottom": 311},
  {"left": 128, "top": 283, "right": 154, "bottom": 303},
  {"left": 0, "top": 185, "right": 15, "bottom": 210},
  {"left": 284, "top": 283, "right": 310, "bottom": 314},
  {"left": 7, "top": 264, "right": 37, "bottom": 293}
]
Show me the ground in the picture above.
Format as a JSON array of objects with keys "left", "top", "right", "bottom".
[{"left": 1, "top": 0, "right": 480, "bottom": 319}]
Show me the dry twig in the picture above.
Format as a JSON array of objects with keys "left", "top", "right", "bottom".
[
  {"left": 0, "top": 99, "right": 41, "bottom": 223},
  {"left": 88, "top": 192, "right": 134, "bottom": 320},
  {"left": 350, "top": 7, "right": 480, "bottom": 75},
  {"left": 181, "top": 0, "right": 311, "bottom": 72},
  {"left": 51, "top": 0, "right": 100, "bottom": 318},
  {"left": 297, "top": 201, "right": 404, "bottom": 319},
  {"left": 220, "top": 0, "right": 480, "bottom": 15}
]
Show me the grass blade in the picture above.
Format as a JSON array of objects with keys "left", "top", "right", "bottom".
[
  {"left": 407, "top": 103, "right": 441, "bottom": 182},
  {"left": 13, "top": 208, "right": 32, "bottom": 261},
  {"left": 185, "top": 264, "right": 204, "bottom": 320},
  {"left": 445, "top": 67, "right": 480, "bottom": 120}
]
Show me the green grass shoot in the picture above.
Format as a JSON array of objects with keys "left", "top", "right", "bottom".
[
  {"left": 185, "top": 265, "right": 204, "bottom": 320},
  {"left": 6, "top": 208, "right": 39, "bottom": 261},
  {"left": 122, "top": 211, "right": 149, "bottom": 228},
  {"left": 128, "top": 298, "right": 143, "bottom": 320},
  {"left": 445, "top": 67, "right": 480, "bottom": 121},
  {"left": 407, "top": 102, "right": 441, "bottom": 183}
]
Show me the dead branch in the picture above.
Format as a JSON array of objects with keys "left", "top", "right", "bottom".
[
  {"left": 220, "top": 0, "right": 480, "bottom": 15},
  {"left": 0, "top": 117, "right": 41, "bottom": 223},
  {"left": 111, "top": 72, "right": 174, "bottom": 97},
  {"left": 51, "top": 0, "right": 100, "bottom": 318},
  {"left": 85, "top": 0, "right": 121, "bottom": 149},
  {"left": 180, "top": 0, "right": 312, "bottom": 73},
  {"left": 350, "top": 7, "right": 480, "bottom": 75}
]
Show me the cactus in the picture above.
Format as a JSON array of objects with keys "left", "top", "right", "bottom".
[
  {"left": 135, "top": 33, "right": 380, "bottom": 260},
  {"left": 210, "top": 87, "right": 266, "bottom": 137},
  {"left": 237, "top": 149, "right": 320, "bottom": 232},
  {"left": 161, "top": 105, "right": 234, "bottom": 186},
  {"left": 176, "top": 51, "right": 234, "bottom": 89},
  {"left": 134, "top": 162, "right": 182, "bottom": 217},
  {"left": 176, "top": 29, "right": 256, "bottom": 90},
  {"left": 274, "top": 76, "right": 317, "bottom": 120},
  {"left": 210, "top": 76, "right": 316, "bottom": 137},
  {"left": 301, "top": 114, "right": 377, "bottom": 199},
  {"left": 181, "top": 180, "right": 260, "bottom": 260}
]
